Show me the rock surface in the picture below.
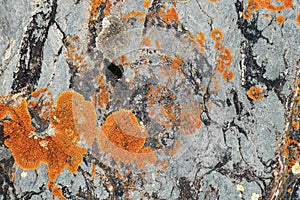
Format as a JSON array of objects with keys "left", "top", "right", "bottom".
[{"left": 0, "top": 0, "right": 300, "bottom": 199}]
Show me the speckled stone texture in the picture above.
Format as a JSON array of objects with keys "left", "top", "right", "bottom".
[{"left": 0, "top": 0, "right": 300, "bottom": 199}]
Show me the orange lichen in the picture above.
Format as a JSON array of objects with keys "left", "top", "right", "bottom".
[
  {"left": 171, "top": 55, "right": 182, "bottom": 70},
  {"left": 292, "top": 120, "right": 299, "bottom": 130},
  {"left": 169, "top": 139, "right": 182, "bottom": 156},
  {"left": 142, "top": 36, "right": 152, "bottom": 46},
  {"left": 98, "top": 109, "right": 157, "bottom": 169},
  {"left": 89, "top": 0, "right": 111, "bottom": 20},
  {"left": 98, "top": 88, "right": 109, "bottom": 109},
  {"left": 284, "top": 137, "right": 300, "bottom": 172},
  {"left": 216, "top": 59, "right": 225, "bottom": 73},
  {"left": 100, "top": 109, "right": 147, "bottom": 152},
  {"left": 296, "top": 11, "right": 300, "bottom": 26},
  {"left": 29, "top": 88, "right": 54, "bottom": 120},
  {"left": 219, "top": 48, "right": 232, "bottom": 67},
  {"left": 161, "top": 103, "right": 180, "bottom": 126},
  {"left": 144, "top": 0, "right": 151, "bottom": 8},
  {"left": 222, "top": 69, "right": 234, "bottom": 82},
  {"left": 247, "top": 86, "right": 264, "bottom": 101},
  {"left": 48, "top": 182, "right": 66, "bottom": 200},
  {"left": 31, "top": 88, "right": 48, "bottom": 98},
  {"left": 187, "top": 32, "right": 206, "bottom": 52},
  {"left": 123, "top": 11, "right": 146, "bottom": 23},
  {"left": 51, "top": 91, "right": 98, "bottom": 145},
  {"left": 211, "top": 75, "right": 221, "bottom": 93},
  {"left": 136, "top": 147, "right": 157, "bottom": 170},
  {"left": 0, "top": 93, "right": 87, "bottom": 200},
  {"left": 243, "top": 0, "right": 292, "bottom": 20},
  {"left": 96, "top": 76, "right": 110, "bottom": 109},
  {"left": 179, "top": 101, "right": 202, "bottom": 135},
  {"left": 162, "top": 8, "right": 179, "bottom": 24},
  {"left": 254, "top": 0, "right": 292, "bottom": 11},
  {"left": 210, "top": 29, "right": 234, "bottom": 80},
  {"left": 210, "top": 29, "right": 224, "bottom": 43},
  {"left": 64, "top": 35, "right": 89, "bottom": 72},
  {"left": 264, "top": 13, "right": 270, "bottom": 18},
  {"left": 91, "top": 162, "right": 97, "bottom": 178},
  {"left": 276, "top": 15, "right": 285, "bottom": 24}
]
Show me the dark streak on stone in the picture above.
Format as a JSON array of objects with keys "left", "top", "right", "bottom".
[
  {"left": 0, "top": 155, "right": 17, "bottom": 200},
  {"left": 240, "top": 41, "right": 287, "bottom": 104},
  {"left": 230, "top": 88, "right": 243, "bottom": 116},
  {"left": 177, "top": 177, "right": 196, "bottom": 199},
  {"left": 28, "top": 108, "right": 49, "bottom": 133},
  {"left": 87, "top": 2, "right": 107, "bottom": 53},
  {"left": 11, "top": 0, "right": 58, "bottom": 96},
  {"left": 128, "top": 84, "right": 151, "bottom": 121},
  {"left": 80, "top": 152, "right": 126, "bottom": 199},
  {"left": 20, "top": 184, "right": 46, "bottom": 200},
  {"left": 204, "top": 185, "right": 220, "bottom": 200},
  {"left": 0, "top": 125, "right": 4, "bottom": 146},
  {"left": 235, "top": 0, "right": 272, "bottom": 45}
]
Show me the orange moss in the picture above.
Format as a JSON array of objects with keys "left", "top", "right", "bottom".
[
  {"left": 144, "top": 0, "right": 151, "bottom": 8},
  {"left": 142, "top": 36, "right": 152, "bottom": 46},
  {"left": 0, "top": 94, "right": 87, "bottom": 200},
  {"left": 98, "top": 110, "right": 156, "bottom": 169},
  {"left": 276, "top": 15, "right": 285, "bottom": 24},
  {"left": 247, "top": 86, "right": 264, "bottom": 101},
  {"left": 210, "top": 29, "right": 224, "bottom": 43},
  {"left": 162, "top": 8, "right": 179, "bottom": 24},
  {"left": 296, "top": 11, "right": 300, "bottom": 26},
  {"left": 222, "top": 69, "right": 234, "bottom": 82},
  {"left": 51, "top": 91, "right": 98, "bottom": 145}
]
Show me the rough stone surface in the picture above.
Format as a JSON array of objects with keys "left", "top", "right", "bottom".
[{"left": 0, "top": 0, "right": 300, "bottom": 199}]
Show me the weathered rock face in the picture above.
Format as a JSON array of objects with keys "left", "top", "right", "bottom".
[{"left": 0, "top": 0, "right": 300, "bottom": 199}]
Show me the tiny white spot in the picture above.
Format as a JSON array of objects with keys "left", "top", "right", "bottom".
[
  {"left": 251, "top": 193, "right": 260, "bottom": 200},
  {"left": 21, "top": 171, "right": 27, "bottom": 178},
  {"left": 236, "top": 184, "right": 244, "bottom": 192},
  {"left": 292, "top": 162, "right": 300, "bottom": 174}
]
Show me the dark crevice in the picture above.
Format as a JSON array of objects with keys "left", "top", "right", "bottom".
[{"left": 11, "top": 0, "right": 58, "bottom": 96}]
